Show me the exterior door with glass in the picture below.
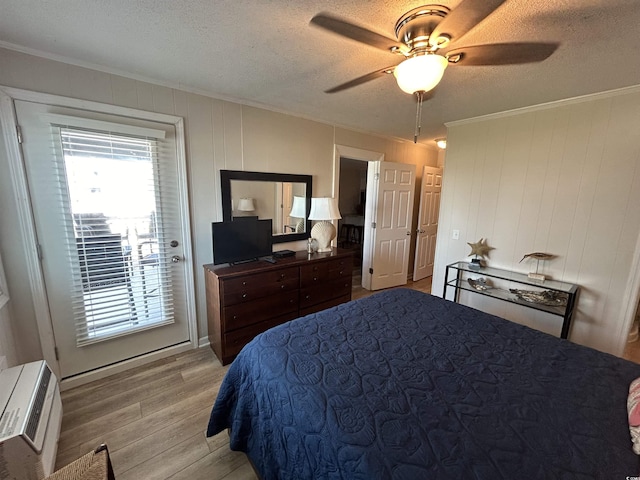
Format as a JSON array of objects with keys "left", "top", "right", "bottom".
[{"left": 15, "top": 99, "right": 192, "bottom": 379}]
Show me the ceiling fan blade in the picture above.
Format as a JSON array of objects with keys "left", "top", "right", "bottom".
[
  {"left": 311, "top": 13, "right": 403, "bottom": 52},
  {"left": 446, "top": 43, "right": 559, "bottom": 66},
  {"left": 430, "top": 0, "right": 507, "bottom": 46},
  {"left": 325, "top": 66, "right": 397, "bottom": 93}
]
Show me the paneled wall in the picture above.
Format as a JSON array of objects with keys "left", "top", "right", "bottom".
[
  {"left": 432, "top": 87, "right": 640, "bottom": 355},
  {"left": 0, "top": 47, "right": 437, "bottom": 362},
  {"left": 0, "top": 304, "right": 18, "bottom": 368}
]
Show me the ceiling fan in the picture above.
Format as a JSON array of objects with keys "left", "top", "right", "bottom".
[{"left": 310, "top": 0, "right": 559, "bottom": 142}]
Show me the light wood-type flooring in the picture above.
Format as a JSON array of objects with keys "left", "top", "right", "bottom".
[{"left": 55, "top": 275, "right": 433, "bottom": 479}]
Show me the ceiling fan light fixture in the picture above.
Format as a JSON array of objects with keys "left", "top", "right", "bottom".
[
  {"left": 393, "top": 54, "right": 448, "bottom": 94},
  {"left": 436, "top": 138, "right": 447, "bottom": 149}
]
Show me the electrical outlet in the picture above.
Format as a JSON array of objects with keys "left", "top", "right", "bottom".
[
  {"left": 452, "top": 229, "right": 460, "bottom": 240},
  {"left": 0, "top": 356, "right": 7, "bottom": 371}
]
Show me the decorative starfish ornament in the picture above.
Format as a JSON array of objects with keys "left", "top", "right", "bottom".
[{"left": 467, "top": 238, "right": 494, "bottom": 259}]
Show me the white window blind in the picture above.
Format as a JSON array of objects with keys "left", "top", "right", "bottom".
[{"left": 54, "top": 126, "right": 177, "bottom": 345}]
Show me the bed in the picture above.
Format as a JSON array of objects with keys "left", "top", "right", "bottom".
[{"left": 207, "top": 288, "right": 640, "bottom": 479}]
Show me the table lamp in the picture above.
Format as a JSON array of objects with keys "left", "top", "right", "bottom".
[
  {"left": 308, "top": 197, "right": 341, "bottom": 252},
  {"left": 236, "top": 198, "right": 255, "bottom": 216}
]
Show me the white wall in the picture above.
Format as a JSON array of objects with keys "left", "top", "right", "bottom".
[
  {"left": 0, "top": 304, "right": 18, "bottom": 368},
  {"left": 432, "top": 86, "right": 640, "bottom": 355},
  {"left": 0, "top": 47, "right": 438, "bottom": 363}
]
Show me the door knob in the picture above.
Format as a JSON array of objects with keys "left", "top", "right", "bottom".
[{"left": 171, "top": 255, "right": 182, "bottom": 263}]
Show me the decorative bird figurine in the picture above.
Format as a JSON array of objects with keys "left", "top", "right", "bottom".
[{"left": 519, "top": 252, "right": 555, "bottom": 263}]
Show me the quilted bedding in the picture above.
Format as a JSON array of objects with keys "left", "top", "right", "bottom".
[{"left": 207, "top": 288, "right": 640, "bottom": 479}]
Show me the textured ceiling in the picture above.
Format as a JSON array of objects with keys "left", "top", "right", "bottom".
[{"left": 1, "top": 0, "right": 639, "bottom": 146}]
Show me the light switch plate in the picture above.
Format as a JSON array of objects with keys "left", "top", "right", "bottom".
[{"left": 452, "top": 229, "right": 460, "bottom": 240}]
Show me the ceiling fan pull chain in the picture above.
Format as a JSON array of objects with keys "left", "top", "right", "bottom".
[{"left": 414, "top": 91, "right": 424, "bottom": 143}]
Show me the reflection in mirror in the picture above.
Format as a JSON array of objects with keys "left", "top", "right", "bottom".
[
  {"left": 229, "top": 180, "right": 307, "bottom": 235},
  {"left": 289, "top": 196, "right": 306, "bottom": 233},
  {"left": 220, "top": 170, "right": 313, "bottom": 244}
]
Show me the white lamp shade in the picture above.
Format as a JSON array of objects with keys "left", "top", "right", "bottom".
[
  {"left": 289, "top": 196, "right": 307, "bottom": 218},
  {"left": 237, "top": 198, "right": 255, "bottom": 212},
  {"left": 309, "top": 197, "right": 341, "bottom": 252},
  {"left": 308, "top": 197, "right": 341, "bottom": 220},
  {"left": 393, "top": 54, "right": 448, "bottom": 94}
]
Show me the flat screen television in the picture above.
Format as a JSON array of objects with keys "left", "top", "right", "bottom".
[{"left": 212, "top": 219, "right": 273, "bottom": 265}]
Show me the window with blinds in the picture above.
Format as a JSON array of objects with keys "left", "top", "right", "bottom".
[{"left": 57, "top": 127, "right": 175, "bottom": 345}]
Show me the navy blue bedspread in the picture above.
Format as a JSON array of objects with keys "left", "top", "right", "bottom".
[{"left": 207, "top": 288, "right": 640, "bottom": 479}]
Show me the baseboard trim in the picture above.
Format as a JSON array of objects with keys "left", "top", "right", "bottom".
[{"left": 59, "top": 342, "right": 193, "bottom": 391}]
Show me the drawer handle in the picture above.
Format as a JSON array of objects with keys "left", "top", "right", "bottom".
[
  {"left": 313, "top": 277, "right": 318, "bottom": 281},
  {"left": 313, "top": 266, "right": 318, "bottom": 271},
  {"left": 281, "top": 284, "right": 285, "bottom": 289},
  {"left": 280, "top": 273, "right": 286, "bottom": 278},
  {"left": 339, "top": 270, "right": 344, "bottom": 275},
  {"left": 242, "top": 281, "right": 247, "bottom": 286},
  {"left": 242, "top": 293, "right": 247, "bottom": 299},
  {"left": 233, "top": 315, "right": 237, "bottom": 320},
  {"left": 290, "top": 299, "right": 295, "bottom": 303}
]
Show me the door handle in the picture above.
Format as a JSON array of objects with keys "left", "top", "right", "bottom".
[{"left": 171, "top": 255, "right": 182, "bottom": 263}]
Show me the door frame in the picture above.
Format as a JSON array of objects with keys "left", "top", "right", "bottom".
[
  {"left": 0, "top": 86, "right": 198, "bottom": 388},
  {"left": 332, "top": 145, "right": 385, "bottom": 289},
  {"left": 618, "top": 230, "right": 640, "bottom": 356}
]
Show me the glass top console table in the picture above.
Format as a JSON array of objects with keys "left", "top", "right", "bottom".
[{"left": 443, "top": 261, "right": 579, "bottom": 339}]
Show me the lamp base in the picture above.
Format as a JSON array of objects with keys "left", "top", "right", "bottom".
[{"left": 311, "top": 221, "right": 336, "bottom": 253}]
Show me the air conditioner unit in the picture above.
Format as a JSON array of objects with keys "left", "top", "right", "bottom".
[{"left": 0, "top": 361, "right": 62, "bottom": 479}]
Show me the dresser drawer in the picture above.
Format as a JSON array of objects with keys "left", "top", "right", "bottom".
[
  {"left": 327, "top": 255, "right": 353, "bottom": 276},
  {"left": 223, "top": 267, "right": 299, "bottom": 305},
  {"left": 300, "top": 257, "right": 352, "bottom": 287},
  {"left": 299, "top": 262, "right": 329, "bottom": 286},
  {"left": 299, "top": 294, "right": 351, "bottom": 317},
  {"left": 223, "top": 290, "right": 298, "bottom": 331},
  {"left": 224, "top": 311, "right": 299, "bottom": 359},
  {"left": 299, "top": 276, "right": 352, "bottom": 309}
]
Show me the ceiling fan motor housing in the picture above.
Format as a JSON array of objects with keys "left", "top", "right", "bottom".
[{"left": 394, "top": 5, "right": 451, "bottom": 54}]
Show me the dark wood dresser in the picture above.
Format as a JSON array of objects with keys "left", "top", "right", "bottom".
[{"left": 204, "top": 248, "right": 353, "bottom": 365}]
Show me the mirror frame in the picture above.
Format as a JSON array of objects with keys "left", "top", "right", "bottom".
[{"left": 220, "top": 170, "right": 312, "bottom": 244}]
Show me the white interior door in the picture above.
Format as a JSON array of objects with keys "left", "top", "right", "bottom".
[
  {"left": 15, "top": 99, "right": 192, "bottom": 379},
  {"left": 362, "top": 161, "right": 416, "bottom": 290},
  {"left": 413, "top": 166, "right": 443, "bottom": 281}
]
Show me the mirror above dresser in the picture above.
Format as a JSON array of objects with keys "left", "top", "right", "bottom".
[{"left": 220, "top": 170, "right": 312, "bottom": 244}]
